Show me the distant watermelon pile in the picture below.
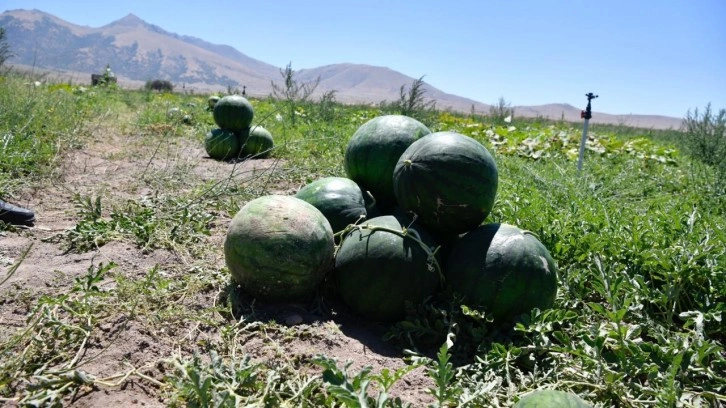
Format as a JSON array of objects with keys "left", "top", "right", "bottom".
[
  {"left": 204, "top": 95, "right": 274, "bottom": 161},
  {"left": 223, "top": 114, "right": 559, "bottom": 324}
]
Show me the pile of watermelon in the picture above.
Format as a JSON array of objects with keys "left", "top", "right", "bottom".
[
  {"left": 204, "top": 95, "right": 274, "bottom": 161},
  {"left": 224, "top": 114, "right": 558, "bottom": 324}
]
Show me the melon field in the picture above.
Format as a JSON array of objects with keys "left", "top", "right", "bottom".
[{"left": 0, "top": 74, "right": 724, "bottom": 407}]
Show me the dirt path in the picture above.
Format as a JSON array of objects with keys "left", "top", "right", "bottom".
[{"left": 0, "top": 119, "right": 434, "bottom": 406}]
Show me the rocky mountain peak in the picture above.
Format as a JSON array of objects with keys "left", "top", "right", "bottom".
[{"left": 107, "top": 13, "right": 145, "bottom": 27}]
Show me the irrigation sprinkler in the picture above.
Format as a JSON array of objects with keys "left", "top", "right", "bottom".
[{"left": 577, "top": 92, "right": 598, "bottom": 173}]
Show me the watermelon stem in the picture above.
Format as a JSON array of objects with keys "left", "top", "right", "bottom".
[{"left": 364, "top": 190, "right": 377, "bottom": 210}]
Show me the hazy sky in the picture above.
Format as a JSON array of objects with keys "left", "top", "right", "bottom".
[{"left": 3, "top": 0, "right": 725, "bottom": 118}]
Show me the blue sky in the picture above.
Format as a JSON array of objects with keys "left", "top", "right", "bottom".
[{"left": 3, "top": 0, "right": 725, "bottom": 118}]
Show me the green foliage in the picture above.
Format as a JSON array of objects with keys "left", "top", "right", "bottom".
[
  {"left": 314, "top": 356, "right": 417, "bottom": 407},
  {"left": 316, "top": 89, "right": 340, "bottom": 122},
  {"left": 383, "top": 76, "right": 438, "bottom": 127},
  {"left": 145, "top": 78, "right": 174, "bottom": 92},
  {"left": 92, "top": 64, "right": 118, "bottom": 88},
  {"left": 0, "top": 262, "right": 116, "bottom": 405},
  {"left": 0, "top": 27, "right": 12, "bottom": 69},
  {"left": 489, "top": 97, "right": 514, "bottom": 124},
  {"left": 438, "top": 112, "right": 679, "bottom": 163},
  {"left": 0, "top": 74, "right": 91, "bottom": 196},
  {"left": 682, "top": 104, "right": 726, "bottom": 191},
  {"left": 166, "top": 350, "right": 325, "bottom": 407},
  {"left": 271, "top": 62, "right": 321, "bottom": 126},
  {"left": 425, "top": 333, "right": 459, "bottom": 406},
  {"left": 44, "top": 193, "right": 214, "bottom": 254}
]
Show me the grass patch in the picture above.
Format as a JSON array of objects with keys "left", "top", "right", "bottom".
[{"left": 0, "top": 74, "right": 89, "bottom": 195}]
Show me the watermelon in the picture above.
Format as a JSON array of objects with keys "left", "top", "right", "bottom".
[
  {"left": 207, "top": 95, "right": 220, "bottom": 110},
  {"left": 344, "top": 115, "right": 431, "bottom": 209},
  {"left": 393, "top": 131, "right": 498, "bottom": 236},
  {"left": 334, "top": 214, "right": 441, "bottom": 321},
  {"left": 167, "top": 107, "right": 182, "bottom": 119},
  {"left": 513, "top": 390, "right": 592, "bottom": 407},
  {"left": 224, "top": 195, "right": 335, "bottom": 301},
  {"left": 241, "top": 125, "right": 274, "bottom": 158},
  {"left": 445, "top": 223, "right": 558, "bottom": 322},
  {"left": 294, "top": 177, "right": 368, "bottom": 234},
  {"left": 213, "top": 95, "right": 254, "bottom": 132},
  {"left": 204, "top": 128, "right": 244, "bottom": 161}
]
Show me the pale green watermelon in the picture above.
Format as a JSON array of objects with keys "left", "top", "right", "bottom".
[{"left": 224, "top": 195, "right": 335, "bottom": 301}]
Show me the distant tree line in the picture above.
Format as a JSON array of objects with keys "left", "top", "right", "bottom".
[
  {"left": 0, "top": 27, "right": 12, "bottom": 69},
  {"left": 145, "top": 79, "right": 174, "bottom": 92}
]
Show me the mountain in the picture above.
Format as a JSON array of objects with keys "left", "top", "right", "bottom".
[
  {"left": 295, "top": 64, "right": 490, "bottom": 112},
  {"left": 0, "top": 9, "right": 488, "bottom": 111},
  {"left": 0, "top": 9, "right": 682, "bottom": 129},
  {"left": 0, "top": 9, "right": 280, "bottom": 92},
  {"left": 512, "top": 103, "right": 683, "bottom": 130}
]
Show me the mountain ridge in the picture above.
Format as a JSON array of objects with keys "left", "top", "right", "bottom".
[{"left": 0, "top": 9, "right": 683, "bottom": 129}]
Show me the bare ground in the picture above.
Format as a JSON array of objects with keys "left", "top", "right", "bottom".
[{"left": 0, "top": 120, "right": 435, "bottom": 406}]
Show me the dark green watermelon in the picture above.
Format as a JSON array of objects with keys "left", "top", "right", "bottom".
[
  {"left": 344, "top": 115, "right": 431, "bottom": 209},
  {"left": 445, "top": 223, "right": 558, "bottom": 323},
  {"left": 294, "top": 177, "right": 368, "bottom": 234},
  {"left": 334, "top": 214, "right": 441, "bottom": 321},
  {"left": 513, "top": 390, "right": 592, "bottom": 407},
  {"left": 213, "top": 95, "right": 254, "bottom": 132},
  {"left": 393, "top": 131, "right": 498, "bottom": 237},
  {"left": 224, "top": 195, "right": 335, "bottom": 301},
  {"left": 241, "top": 125, "right": 274, "bottom": 158},
  {"left": 204, "top": 128, "right": 243, "bottom": 161}
]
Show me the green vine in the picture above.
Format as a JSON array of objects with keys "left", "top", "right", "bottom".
[{"left": 334, "top": 221, "right": 444, "bottom": 285}]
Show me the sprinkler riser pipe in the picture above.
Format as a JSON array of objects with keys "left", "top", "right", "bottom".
[{"left": 577, "top": 118, "right": 590, "bottom": 172}]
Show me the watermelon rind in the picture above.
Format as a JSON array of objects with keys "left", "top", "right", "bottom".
[
  {"left": 204, "top": 128, "right": 244, "bottom": 161},
  {"left": 513, "top": 389, "right": 592, "bottom": 407},
  {"left": 241, "top": 125, "right": 274, "bottom": 158},
  {"left": 294, "top": 177, "right": 368, "bottom": 234},
  {"left": 334, "top": 214, "right": 441, "bottom": 321},
  {"left": 224, "top": 195, "right": 335, "bottom": 301},
  {"left": 344, "top": 115, "right": 431, "bottom": 209},
  {"left": 213, "top": 95, "right": 254, "bottom": 132},
  {"left": 445, "top": 223, "right": 558, "bottom": 323},
  {"left": 393, "top": 131, "right": 498, "bottom": 236}
]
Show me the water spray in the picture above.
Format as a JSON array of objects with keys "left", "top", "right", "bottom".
[{"left": 577, "top": 92, "right": 598, "bottom": 173}]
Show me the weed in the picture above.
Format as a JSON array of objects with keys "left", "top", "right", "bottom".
[
  {"left": 315, "top": 356, "right": 417, "bottom": 407},
  {"left": 0, "top": 73, "right": 90, "bottom": 197},
  {"left": 0, "top": 262, "right": 115, "bottom": 404},
  {"left": 489, "top": 97, "right": 514, "bottom": 124},
  {"left": 682, "top": 104, "right": 726, "bottom": 192},
  {"left": 383, "top": 76, "right": 438, "bottom": 127},
  {"left": 271, "top": 62, "right": 321, "bottom": 126},
  {"left": 166, "top": 350, "right": 325, "bottom": 407},
  {"left": 0, "top": 27, "right": 12, "bottom": 68}
]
